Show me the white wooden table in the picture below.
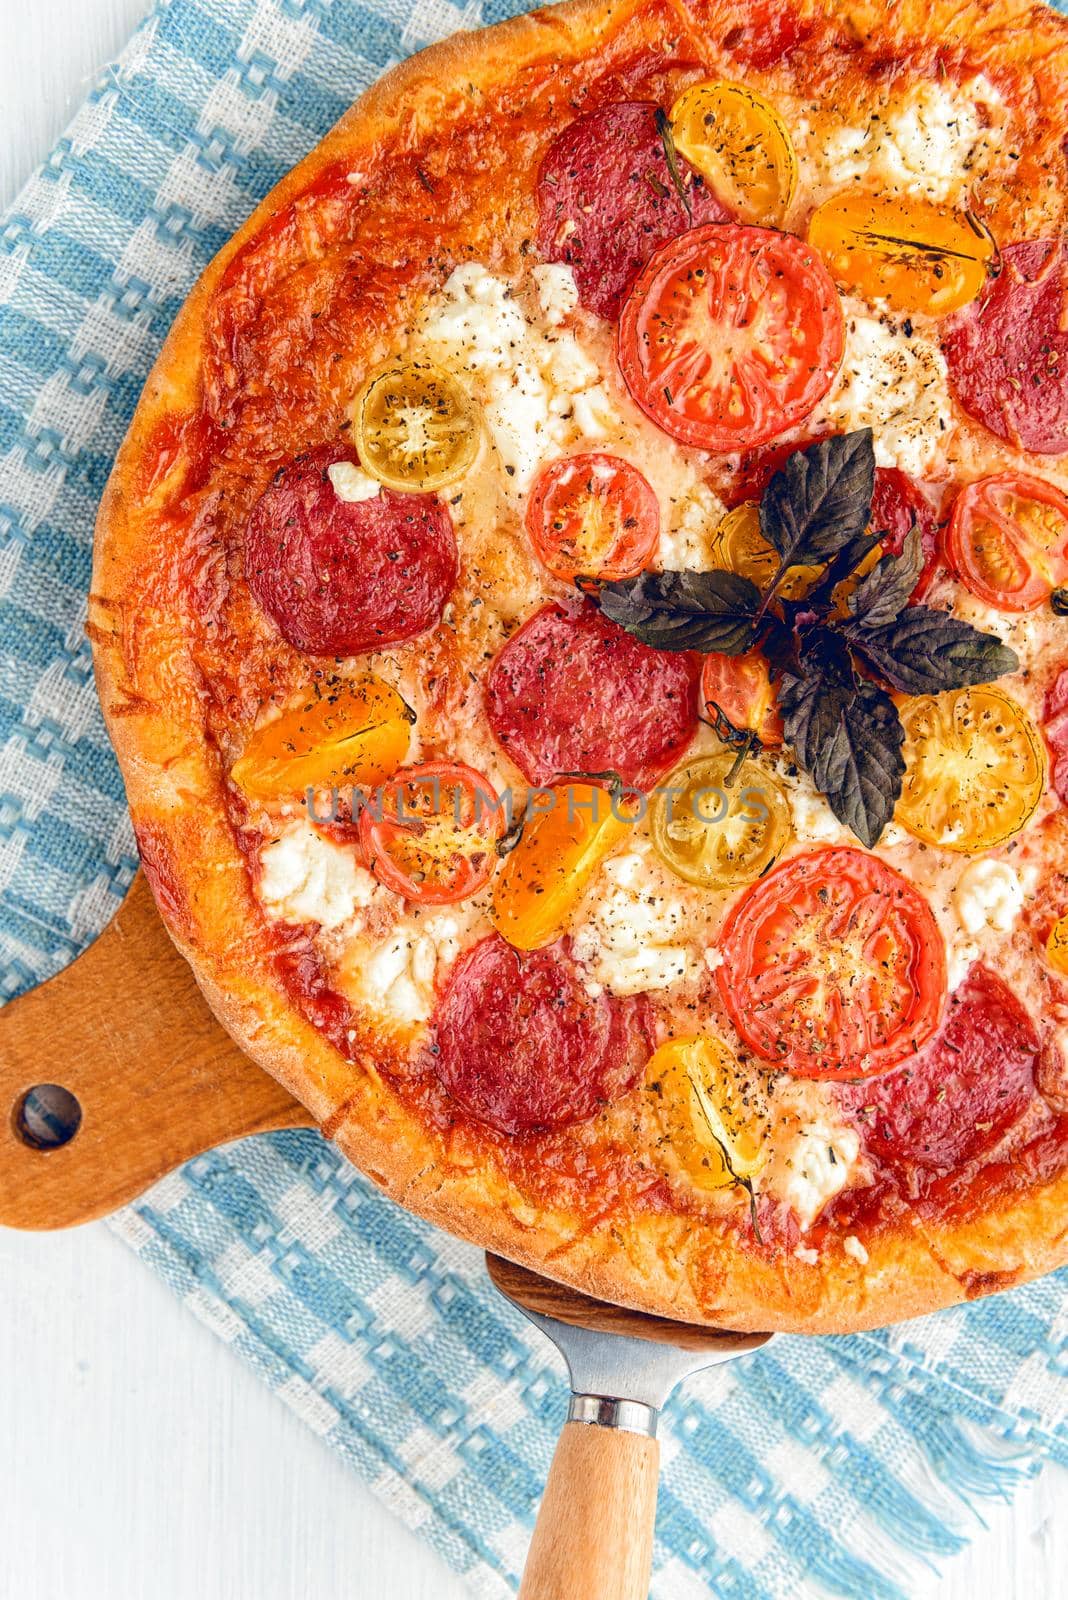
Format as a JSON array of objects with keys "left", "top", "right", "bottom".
[{"left": 0, "top": 4, "right": 1064, "bottom": 1595}]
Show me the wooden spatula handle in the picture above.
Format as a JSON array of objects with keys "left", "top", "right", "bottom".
[
  {"left": 0, "top": 871, "right": 312, "bottom": 1231},
  {"left": 519, "top": 1420, "right": 658, "bottom": 1600}
]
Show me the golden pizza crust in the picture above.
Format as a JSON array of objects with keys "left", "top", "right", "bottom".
[{"left": 91, "top": 0, "right": 1068, "bottom": 1333}]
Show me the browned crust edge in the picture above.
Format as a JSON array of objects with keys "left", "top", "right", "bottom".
[{"left": 91, "top": 0, "right": 1068, "bottom": 1334}]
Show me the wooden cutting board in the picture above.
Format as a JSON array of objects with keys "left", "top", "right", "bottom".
[{"left": 0, "top": 872, "right": 313, "bottom": 1230}]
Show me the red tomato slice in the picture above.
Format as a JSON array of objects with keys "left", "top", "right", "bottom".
[
  {"left": 359, "top": 761, "right": 504, "bottom": 904},
  {"left": 526, "top": 453, "right": 660, "bottom": 582},
  {"left": 618, "top": 224, "right": 844, "bottom": 452},
  {"left": 701, "top": 649, "right": 784, "bottom": 745},
  {"left": 946, "top": 471, "right": 1068, "bottom": 612},
  {"left": 718, "top": 847, "right": 947, "bottom": 1079}
]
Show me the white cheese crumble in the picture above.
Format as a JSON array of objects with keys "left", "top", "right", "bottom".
[
  {"left": 327, "top": 461, "right": 382, "bottom": 503},
  {"left": 417, "top": 263, "right": 617, "bottom": 493},
  {"left": 342, "top": 908, "right": 473, "bottom": 1029},
  {"left": 532, "top": 262, "right": 580, "bottom": 326},
  {"left": 758, "top": 1082, "right": 864, "bottom": 1231},
  {"left": 807, "top": 79, "right": 1004, "bottom": 205},
  {"left": 946, "top": 938, "right": 981, "bottom": 994},
  {"left": 778, "top": 764, "right": 853, "bottom": 845},
  {"left": 657, "top": 481, "right": 726, "bottom": 571},
  {"left": 570, "top": 847, "right": 696, "bottom": 996},
  {"left": 259, "top": 823, "right": 378, "bottom": 931},
  {"left": 953, "top": 859, "right": 1026, "bottom": 938},
  {"left": 815, "top": 306, "right": 952, "bottom": 477},
  {"left": 843, "top": 1235, "right": 869, "bottom": 1266}
]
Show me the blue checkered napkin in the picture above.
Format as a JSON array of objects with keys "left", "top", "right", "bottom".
[{"left": 2, "top": 1, "right": 1067, "bottom": 1594}]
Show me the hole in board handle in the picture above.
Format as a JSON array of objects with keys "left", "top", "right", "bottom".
[{"left": 15, "top": 1084, "right": 83, "bottom": 1151}]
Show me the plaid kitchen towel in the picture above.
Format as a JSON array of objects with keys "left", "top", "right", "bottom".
[{"left": 1, "top": 1, "right": 1067, "bottom": 1595}]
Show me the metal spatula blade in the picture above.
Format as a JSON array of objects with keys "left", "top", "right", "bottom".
[{"left": 486, "top": 1254, "right": 773, "bottom": 1600}]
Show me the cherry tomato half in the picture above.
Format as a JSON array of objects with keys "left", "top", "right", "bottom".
[
  {"left": 718, "top": 847, "right": 947, "bottom": 1079},
  {"left": 808, "top": 192, "right": 998, "bottom": 318},
  {"left": 353, "top": 358, "right": 480, "bottom": 493},
  {"left": 701, "top": 648, "right": 785, "bottom": 746},
  {"left": 618, "top": 224, "right": 844, "bottom": 453},
  {"left": 710, "top": 500, "right": 821, "bottom": 601},
  {"left": 670, "top": 81, "right": 797, "bottom": 227},
  {"left": 231, "top": 674, "right": 413, "bottom": 800},
  {"left": 525, "top": 453, "right": 660, "bottom": 582},
  {"left": 946, "top": 472, "right": 1068, "bottom": 612},
  {"left": 359, "top": 761, "right": 504, "bottom": 904},
  {"left": 650, "top": 752, "right": 792, "bottom": 889},
  {"left": 645, "top": 1034, "right": 767, "bottom": 1190},
  {"left": 1047, "top": 911, "right": 1068, "bottom": 976}
]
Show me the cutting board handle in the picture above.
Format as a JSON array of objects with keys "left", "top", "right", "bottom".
[{"left": 0, "top": 871, "right": 312, "bottom": 1230}]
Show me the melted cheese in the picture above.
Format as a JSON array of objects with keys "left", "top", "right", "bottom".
[
  {"left": 328, "top": 461, "right": 382, "bottom": 503},
  {"left": 954, "top": 859, "right": 1026, "bottom": 938},
  {"left": 657, "top": 480, "right": 726, "bottom": 571},
  {"left": 798, "top": 78, "right": 1005, "bottom": 206},
  {"left": 340, "top": 907, "right": 472, "bottom": 1030}
]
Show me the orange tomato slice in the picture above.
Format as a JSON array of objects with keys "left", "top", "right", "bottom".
[
  {"left": 491, "top": 783, "right": 633, "bottom": 950},
  {"left": 808, "top": 192, "right": 997, "bottom": 317},
  {"left": 645, "top": 1034, "right": 767, "bottom": 1190},
  {"left": 231, "top": 674, "right": 413, "bottom": 800}
]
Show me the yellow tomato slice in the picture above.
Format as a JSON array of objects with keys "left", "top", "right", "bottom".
[
  {"left": 353, "top": 358, "right": 480, "bottom": 492},
  {"left": 808, "top": 192, "right": 998, "bottom": 317},
  {"left": 490, "top": 783, "right": 634, "bottom": 951},
  {"left": 670, "top": 82, "right": 798, "bottom": 227},
  {"left": 646, "top": 1034, "right": 767, "bottom": 1190},
  {"left": 650, "top": 752, "right": 792, "bottom": 890},
  {"left": 895, "top": 687, "right": 1046, "bottom": 851},
  {"left": 1047, "top": 912, "right": 1068, "bottom": 976},
  {"left": 231, "top": 674, "right": 414, "bottom": 800},
  {"left": 711, "top": 501, "right": 820, "bottom": 599}
]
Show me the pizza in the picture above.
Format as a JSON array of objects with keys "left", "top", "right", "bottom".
[{"left": 90, "top": 0, "right": 1068, "bottom": 1333}]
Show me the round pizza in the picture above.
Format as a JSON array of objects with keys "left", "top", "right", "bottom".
[{"left": 90, "top": 0, "right": 1068, "bottom": 1332}]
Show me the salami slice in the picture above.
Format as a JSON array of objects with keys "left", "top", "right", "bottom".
[
  {"left": 1044, "top": 666, "right": 1068, "bottom": 807},
  {"left": 942, "top": 240, "right": 1068, "bottom": 456},
  {"left": 485, "top": 602, "right": 699, "bottom": 789},
  {"left": 868, "top": 466, "right": 941, "bottom": 600},
  {"left": 535, "top": 101, "right": 729, "bottom": 320},
  {"left": 847, "top": 965, "right": 1039, "bottom": 1173},
  {"left": 245, "top": 443, "right": 458, "bottom": 656},
  {"left": 431, "top": 933, "right": 652, "bottom": 1134}
]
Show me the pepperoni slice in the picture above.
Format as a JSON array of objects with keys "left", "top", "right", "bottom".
[
  {"left": 868, "top": 467, "right": 942, "bottom": 601},
  {"left": 245, "top": 443, "right": 458, "bottom": 656},
  {"left": 535, "top": 101, "right": 729, "bottom": 320},
  {"left": 431, "top": 934, "right": 652, "bottom": 1134},
  {"left": 1044, "top": 666, "right": 1068, "bottom": 806},
  {"left": 485, "top": 602, "right": 699, "bottom": 789},
  {"left": 942, "top": 240, "right": 1068, "bottom": 456},
  {"left": 847, "top": 965, "right": 1039, "bottom": 1172}
]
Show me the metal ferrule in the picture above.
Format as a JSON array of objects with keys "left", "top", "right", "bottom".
[{"left": 567, "top": 1394, "right": 659, "bottom": 1437}]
